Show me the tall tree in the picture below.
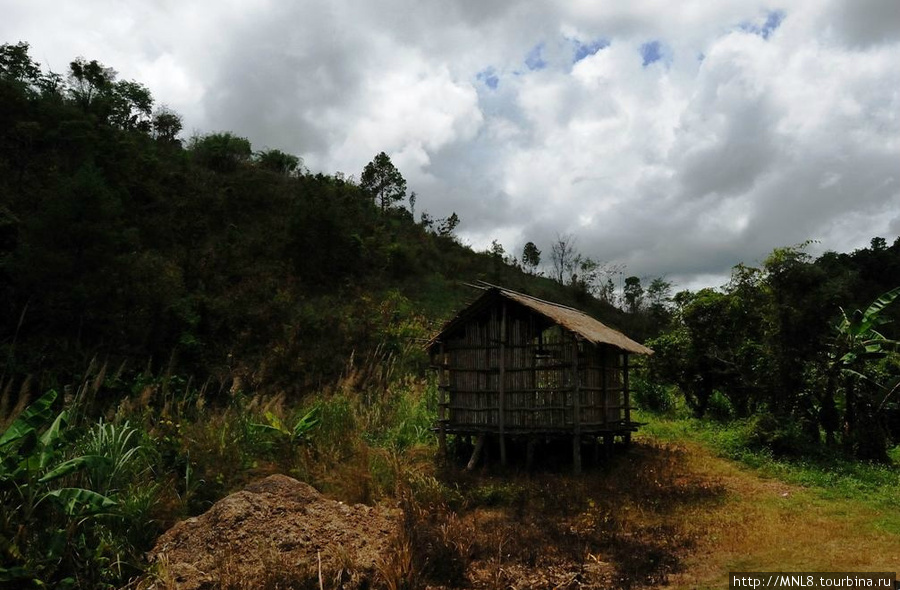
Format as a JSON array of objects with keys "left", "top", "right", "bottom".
[
  {"left": 550, "top": 233, "right": 577, "bottom": 284},
  {"left": 360, "top": 152, "right": 406, "bottom": 212},
  {"left": 623, "top": 276, "right": 644, "bottom": 314},
  {"left": 437, "top": 212, "right": 460, "bottom": 237},
  {"left": 522, "top": 241, "right": 541, "bottom": 275},
  {"left": 68, "top": 57, "right": 115, "bottom": 109},
  {"left": 647, "top": 277, "right": 674, "bottom": 328}
]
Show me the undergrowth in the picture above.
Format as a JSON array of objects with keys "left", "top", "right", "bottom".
[{"left": 0, "top": 354, "right": 438, "bottom": 588}]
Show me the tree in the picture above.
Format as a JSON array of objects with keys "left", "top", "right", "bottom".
[
  {"left": 598, "top": 278, "right": 616, "bottom": 305},
  {"left": 522, "top": 241, "right": 541, "bottom": 275},
  {"left": 152, "top": 107, "right": 183, "bottom": 142},
  {"left": 571, "top": 256, "right": 601, "bottom": 297},
  {"left": 550, "top": 233, "right": 577, "bottom": 284},
  {"left": 68, "top": 57, "right": 115, "bottom": 109},
  {"left": 489, "top": 239, "right": 505, "bottom": 260},
  {"left": 360, "top": 152, "right": 406, "bottom": 212},
  {"left": 623, "top": 276, "right": 644, "bottom": 314},
  {"left": 108, "top": 79, "right": 153, "bottom": 132},
  {"left": 420, "top": 211, "right": 434, "bottom": 232},
  {"left": 188, "top": 132, "right": 252, "bottom": 172},
  {"left": 0, "top": 42, "right": 41, "bottom": 87},
  {"left": 437, "top": 212, "right": 459, "bottom": 237},
  {"left": 256, "top": 149, "right": 301, "bottom": 176},
  {"left": 647, "top": 277, "right": 674, "bottom": 329}
]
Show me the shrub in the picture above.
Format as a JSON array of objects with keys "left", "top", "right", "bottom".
[
  {"left": 742, "top": 412, "right": 810, "bottom": 456},
  {"left": 706, "top": 390, "right": 734, "bottom": 422},
  {"left": 631, "top": 377, "right": 676, "bottom": 413}
]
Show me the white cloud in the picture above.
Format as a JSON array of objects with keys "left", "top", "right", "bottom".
[{"left": 2, "top": 0, "right": 898, "bottom": 288}]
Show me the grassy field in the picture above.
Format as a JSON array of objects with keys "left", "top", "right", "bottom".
[{"left": 635, "top": 413, "right": 900, "bottom": 588}]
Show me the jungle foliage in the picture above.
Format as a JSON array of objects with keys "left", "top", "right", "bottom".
[{"left": 646, "top": 241, "right": 900, "bottom": 461}]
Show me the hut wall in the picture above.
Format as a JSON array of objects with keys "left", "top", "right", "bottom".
[{"left": 435, "top": 305, "right": 631, "bottom": 434}]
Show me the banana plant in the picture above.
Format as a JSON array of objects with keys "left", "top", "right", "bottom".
[
  {"left": 0, "top": 389, "right": 116, "bottom": 584},
  {"left": 834, "top": 286, "right": 900, "bottom": 366},
  {"left": 0, "top": 390, "right": 116, "bottom": 514},
  {"left": 828, "top": 287, "right": 900, "bottom": 458},
  {"left": 250, "top": 405, "right": 319, "bottom": 445}
]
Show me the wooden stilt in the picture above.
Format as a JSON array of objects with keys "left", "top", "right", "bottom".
[
  {"left": 604, "top": 433, "right": 614, "bottom": 461},
  {"left": 499, "top": 303, "right": 507, "bottom": 467},
  {"left": 526, "top": 437, "right": 536, "bottom": 471},
  {"left": 467, "top": 434, "right": 485, "bottom": 471},
  {"left": 572, "top": 332, "right": 582, "bottom": 475},
  {"left": 572, "top": 434, "right": 582, "bottom": 475},
  {"left": 438, "top": 343, "right": 447, "bottom": 459}
]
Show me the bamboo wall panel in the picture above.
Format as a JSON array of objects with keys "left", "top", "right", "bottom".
[{"left": 433, "top": 306, "right": 634, "bottom": 434}]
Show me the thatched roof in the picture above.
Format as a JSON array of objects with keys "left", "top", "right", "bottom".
[{"left": 429, "top": 284, "right": 653, "bottom": 355}]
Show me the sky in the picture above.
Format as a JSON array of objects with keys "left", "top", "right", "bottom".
[{"left": 3, "top": 0, "right": 899, "bottom": 291}]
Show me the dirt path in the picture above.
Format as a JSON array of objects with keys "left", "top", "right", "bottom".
[{"left": 664, "top": 440, "right": 900, "bottom": 589}]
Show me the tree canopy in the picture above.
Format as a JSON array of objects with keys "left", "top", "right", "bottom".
[{"left": 360, "top": 151, "right": 407, "bottom": 212}]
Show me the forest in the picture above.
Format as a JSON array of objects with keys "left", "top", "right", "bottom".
[{"left": 1, "top": 41, "right": 899, "bottom": 588}]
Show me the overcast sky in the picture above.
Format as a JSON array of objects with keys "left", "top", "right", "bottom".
[{"left": 3, "top": 0, "right": 899, "bottom": 291}]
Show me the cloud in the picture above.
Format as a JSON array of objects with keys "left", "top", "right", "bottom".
[{"left": 2, "top": 0, "right": 899, "bottom": 291}]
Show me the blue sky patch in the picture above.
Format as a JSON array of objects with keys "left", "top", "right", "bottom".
[
  {"left": 740, "top": 10, "right": 785, "bottom": 39},
  {"left": 525, "top": 43, "right": 547, "bottom": 71},
  {"left": 573, "top": 38, "right": 610, "bottom": 63},
  {"left": 640, "top": 41, "right": 663, "bottom": 66},
  {"left": 477, "top": 67, "right": 499, "bottom": 89}
]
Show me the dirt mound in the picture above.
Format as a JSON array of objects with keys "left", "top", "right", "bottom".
[{"left": 148, "top": 474, "right": 400, "bottom": 589}]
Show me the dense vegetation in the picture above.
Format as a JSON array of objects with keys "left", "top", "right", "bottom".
[
  {"left": 644, "top": 241, "right": 900, "bottom": 461},
  {"left": 1, "top": 41, "right": 898, "bottom": 588},
  {"left": 0, "top": 42, "right": 628, "bottom": 398}
]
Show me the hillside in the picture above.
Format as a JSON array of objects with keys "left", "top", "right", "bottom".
[{"left": 0, "top": 42, "right": 629, "bottom": 398}]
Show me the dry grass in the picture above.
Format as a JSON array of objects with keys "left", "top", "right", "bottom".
[
  {"left": 383, "top": 440, "right": 725, "bottom": 589},
  {"left": 384, "top": 436, "right": 900, "bottom": 589}
]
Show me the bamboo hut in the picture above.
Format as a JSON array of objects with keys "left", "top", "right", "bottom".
[{"left": 428, "top": 284, "right": 653, "bottom": 472}]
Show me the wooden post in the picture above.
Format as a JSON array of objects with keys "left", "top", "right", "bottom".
[
  {"left": 467, "top": 433, "right": 485, "bottom": 471},
  {"left": 437, "top": 343, "right": 447, "bottom": 458},
  {"left": 603, "top": 433, "right": 614, "bottom": 460},
  {"left": 623, "top": 354, "right": 631, "bottom": 429},
  {"left": 499, "top": 303, "right": 507, "bottom": 467},
  {"left": 526, "top": 437, "right": 536, "bottom": 471},
  {"left": 572, "top": 333, "right": 582, "bottom": 475},
  {"left": 601, "top": 347, "right": 609, "bottom": 427}
]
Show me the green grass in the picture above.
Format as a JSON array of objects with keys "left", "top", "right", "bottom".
[{"left": 636, "top": 410, "right": 900, "bottom": 510}]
